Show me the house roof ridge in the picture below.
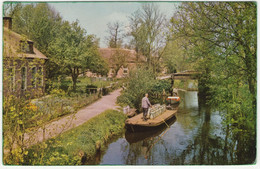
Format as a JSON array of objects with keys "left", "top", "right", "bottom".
[
  {"left": 99, "top": 47, "right": 136, "bottom": 52},
  {"left": 3, "top": 27, "right": 48, "bottom": 59},
  {"left": 3, "top": 27, "right": 33, "bottom": 42}
]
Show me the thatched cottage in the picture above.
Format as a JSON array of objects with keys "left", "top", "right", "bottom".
[{"left": 3, "top": 17, "right": 48, "bottom": 98}]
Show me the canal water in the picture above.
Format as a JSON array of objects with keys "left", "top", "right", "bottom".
[{"left": 87, "top": 90, "right": 255, "bottom": 165}]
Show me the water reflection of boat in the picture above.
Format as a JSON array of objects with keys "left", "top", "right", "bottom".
[
  {"left": 125, "top": 109, "right": 178, "bottom": 132},
  {"left": 125, "top": 116, "right": 176, "bottom": 143}
]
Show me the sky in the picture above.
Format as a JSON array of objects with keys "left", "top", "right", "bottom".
[{"left": 49, "top": 2, "right": 179, "bottom": 48}]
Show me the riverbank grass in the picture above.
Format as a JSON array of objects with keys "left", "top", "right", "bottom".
[{"left": 25, "top": 109, "right": 127, "bottom": 165}]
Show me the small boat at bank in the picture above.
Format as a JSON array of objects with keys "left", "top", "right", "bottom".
[
  {"left": 166, "top": 96, "right": 180, "bottom": 104},
  {"left": 125, "top": 108, "right": 178, "bottom": 132}
]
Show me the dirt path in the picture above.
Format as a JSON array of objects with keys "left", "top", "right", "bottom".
[{"left": 24, "top": 89, "right": 122, "bottom": 146}]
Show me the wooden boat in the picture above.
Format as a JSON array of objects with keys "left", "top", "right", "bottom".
[
  {"left": 125, "top": 116, "right": 176, "bottom": 143},
  {"left": 125, "top": 109, "right": 178, "bottom": 132},
  {"left": 166, "top": 96, "right": 181, "bottom": 110}
]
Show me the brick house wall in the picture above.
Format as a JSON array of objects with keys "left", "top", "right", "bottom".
[{"left": 3, "top": 57, "right": 46, "bottom": 98}]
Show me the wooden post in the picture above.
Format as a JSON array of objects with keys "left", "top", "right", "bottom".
[{"left": 170, "top": 74, "right": 174, "bottom": 96}]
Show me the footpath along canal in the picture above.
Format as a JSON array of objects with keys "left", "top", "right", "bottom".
[
  {"left": 23, "top": 89, "right": 122, "bottom": 147},
  {"left": 85, "top": 90, "right": 255, "bottom": 165}
]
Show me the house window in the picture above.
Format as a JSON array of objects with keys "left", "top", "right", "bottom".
[
  {"left": 38, "top": 67, "right": 43, "bottom": 86},
  {"left": 123, "top": 68, "right": 128, "bottom": 74},
  {"left": 20, "top": 41, "right": 34, "bottom": 54},
  {"left": 28, "top": 41, "right": 34, "bottom": 53},
  {"left": 8, "top": 67, "right": 15, "bottom": 91},
  {"left": 32, "top": 67, "right": 37, "bottom": 88},
  {"left": 20, "top": 41, "right": 29, "bottom": 53},
  {"left": 21, "top": 67, "right": 27, "bottom": 90}
]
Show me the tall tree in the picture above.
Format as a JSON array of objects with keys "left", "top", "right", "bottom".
[
  {"left": 10, "top": 3, "right": 64, "bottom": 79},
  {"left": 162, "top": 35, "right": 194, "bottom": 73},
  {"left": 170, "top": 2, "right": 256, "bottom": 159},
  {"left": 6, "top": 2, "right": 108, "bottom": 89},
  {"left": 170, "top": 2, "right": 256, "bottom": 104},
  {"left": 105, "top": 21, "right": 124, "bottom": 48},
  {"left": 128, "top": 3, "right": 166, "bottom": 72},
  {"left": 49, "top": 21, "right": 107, "bottom": 91},
  {"left": 84, "top": 35, "right": 109, "bottom": 76}
]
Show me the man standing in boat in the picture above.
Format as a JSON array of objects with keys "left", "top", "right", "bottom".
[{"left": 142, "top": 93, "right": 152, "bottom": 121}]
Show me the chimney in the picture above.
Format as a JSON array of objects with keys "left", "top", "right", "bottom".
[{"left": 3, "top": 17, "right": 12, "bottom": 30}]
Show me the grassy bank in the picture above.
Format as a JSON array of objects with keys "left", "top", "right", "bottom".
[{"left": 23, "top": 109, "right": 127, "bottom": 165}]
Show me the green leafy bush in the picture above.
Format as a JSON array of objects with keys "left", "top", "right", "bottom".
[
  {"left": 49, "top": 88, "right": 66, "bottom": 97},
  {"left": 117, "top": 68, "right": 171, "bottom": 111}
]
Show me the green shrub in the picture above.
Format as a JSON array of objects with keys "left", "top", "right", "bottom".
[
  {"left": 59, "top": 80, "right": 70, "bottom": 92},
  {"left": 102, "top": 87, "right": 111, "bottom": 95},
  {"left": 117, "top": 68, "right": 171, "bottom": 111},
  {"left": 49, "top": 88, "right": 66, "bottom": 97}
]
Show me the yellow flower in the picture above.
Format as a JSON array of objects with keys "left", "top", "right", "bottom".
[
  {"left": 26, "top": 103, "right": 38, "bottom": 112},
  {"left": 10, "top": 106, "right": 16, "bottom": 112}
]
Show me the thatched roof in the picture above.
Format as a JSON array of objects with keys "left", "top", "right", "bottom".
[
  {"left": 98, "top": 48, "right": 145, "bottom": 64},
  {"left": 3, "top": 27, "right": 48, "bottom": 59}
]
